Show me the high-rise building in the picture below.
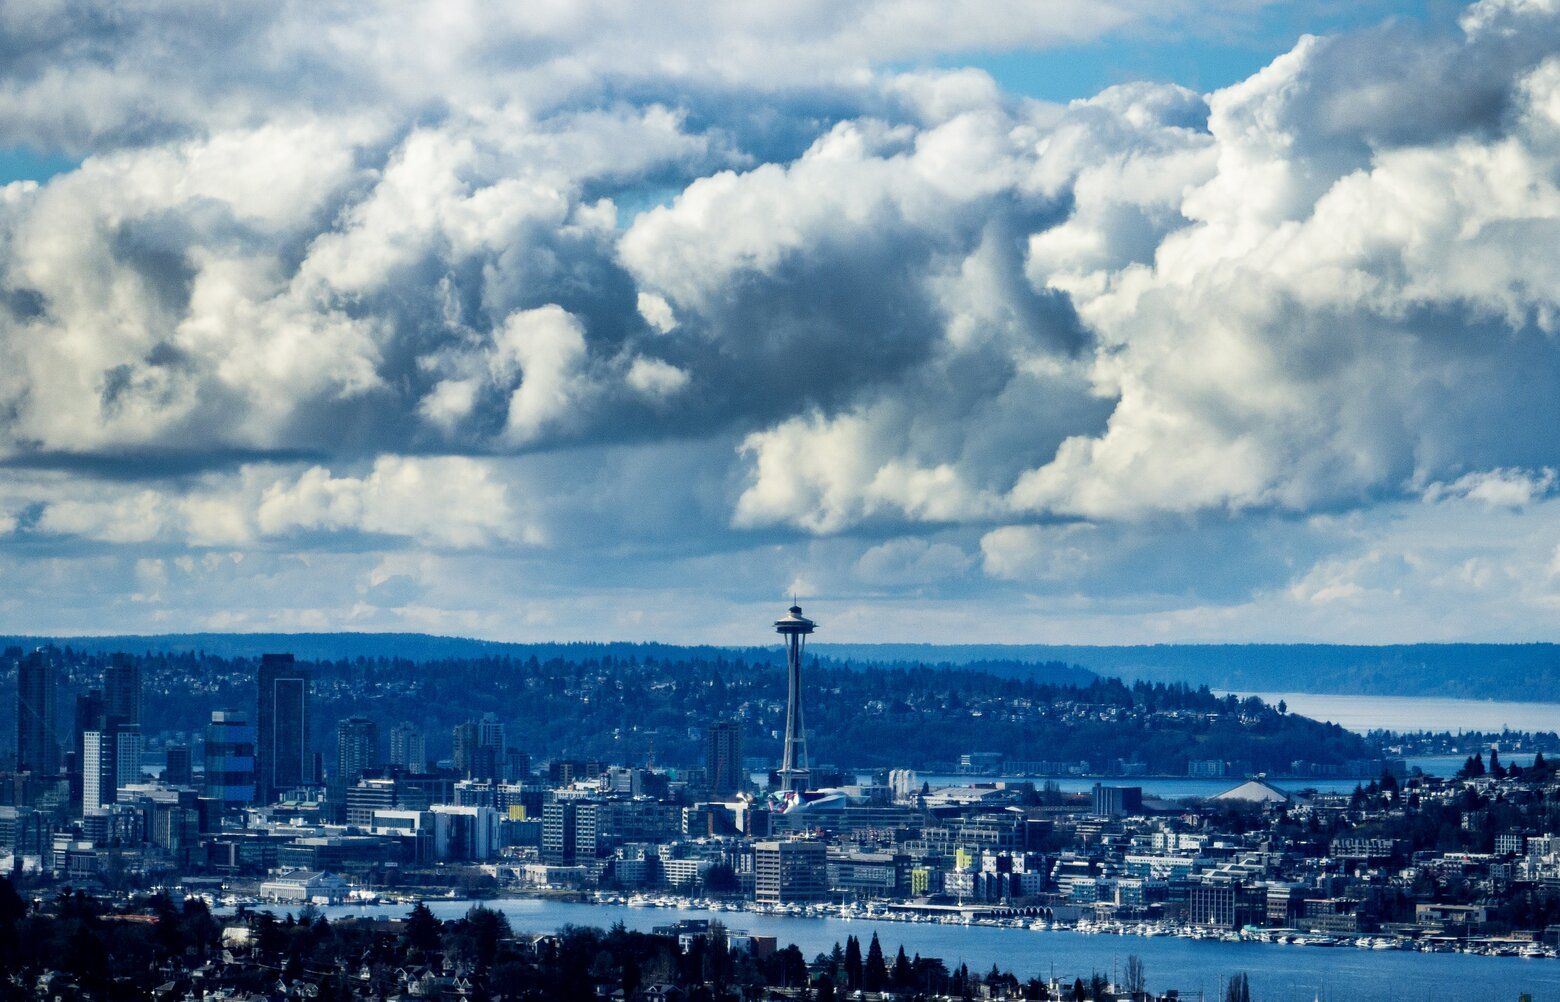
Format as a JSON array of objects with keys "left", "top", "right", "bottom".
[
  {"left": 204, "top": 710, "right": 256, "bottom": 807},
  {"left": 71, "top": 689, "right": 106, "bottom": 808},
  {"left": 453, "top": 719, "right": 501, "bottom": 780},
  {"left": 452, "top": 721, "right": 480, "bottom": 778},
  {"left": 707, "top": 721, "right": 744, "bottom": 798},
  {"left": 115, "top": 726, "right": 143, "bottom": 792},
  {"left": 773, "top": 604, "right": 816, "bottom": 794},
  {"left": 82, "top": 731, "right": 113, "bottom": 814},
  {"left": 256, "top": 653, "right": 309, "bottom": 803},
  {"left": 336, "top": 716, "right": 378, "bottom": 784},
  {"left": 103, "top": 652, "right": 141, "bottom": 727},
  {"left": 754, "top": 839, "right": 828, "bottom": 903},
  {"left": 541, "top": 800, "right": 600, "bottom": 864},
  {"left": 478, "top": 713, "right": 506, "bottom": 755},
  {"left": 390, "top": 722, "right": 427, "bottom": 773},
  {"left": 81, "top": 724, "right": 140, "bottom": 813},
  {"left": 164, "top": 744, "right": 193, "bottom": 786},
  {"left": 17, "top": 650, "right": 58, "bottom": 775}
]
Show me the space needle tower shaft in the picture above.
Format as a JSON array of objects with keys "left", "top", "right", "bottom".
[{"left": 774, "top": 603, "right": 816, "bottom": 794}]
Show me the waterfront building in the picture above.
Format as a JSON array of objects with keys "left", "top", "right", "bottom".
[
  {"left": 754, "top": 838, "right": 828, "bottom": 904},
  {"left": 258, "top": 870, "right": 351, "bottom": 904}
]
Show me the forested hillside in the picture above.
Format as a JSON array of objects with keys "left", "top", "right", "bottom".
[{"left": 0, "top": 643, "right": 1370, "bottom": 774}]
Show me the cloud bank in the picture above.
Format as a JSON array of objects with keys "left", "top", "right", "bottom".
[{"left": 1, "top": 0, "right": 1559, "bottom": 642}]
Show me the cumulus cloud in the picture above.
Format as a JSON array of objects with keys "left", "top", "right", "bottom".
[
  {"left": 15, "top": 456, "right": 534, "bottom": 550},
  {"left": 3, "top": 0, "right": 1560, "bottom": 640}
]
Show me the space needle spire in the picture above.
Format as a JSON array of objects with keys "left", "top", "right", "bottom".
[{"left": 774, "top": 601, "right": 816, "bottom": 794}]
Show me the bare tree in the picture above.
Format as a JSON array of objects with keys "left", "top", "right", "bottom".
[{"left": 1125, "top": 955, "right": 1146, "bottom": 997}]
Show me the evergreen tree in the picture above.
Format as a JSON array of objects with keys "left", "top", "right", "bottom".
[
  {"left": 405, "top": 901, "right": 441, "bottom": 955},
  {"left": 892, "top": 945, "right": 913, "bottom": 989},
  {"left": 864, "top": 933, "right": 888, "bottom": 992},
  {"left": 1490, "top": 748, "right": 1506, "bottom": 778},
  {"left": 1224, "top": 973, "right": 1252, "bottom": 1002},
  {"left": 843, "top": 935, "right": 862, "bottom": 991}
]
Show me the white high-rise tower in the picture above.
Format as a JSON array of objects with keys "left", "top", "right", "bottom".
[{"left": 774, "top": 603, "right": 816, "bottom": 794}]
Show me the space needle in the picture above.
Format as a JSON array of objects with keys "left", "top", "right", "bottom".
[{"left": 774, "top": 602, "right": 816, "bottom": 794}]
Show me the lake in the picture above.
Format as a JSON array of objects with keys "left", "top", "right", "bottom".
[{"left": 289, "top": 897, "right": 1560, "bottom": 1002}]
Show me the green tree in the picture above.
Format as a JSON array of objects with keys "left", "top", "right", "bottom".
[
  {"left": 892, "top": 945, "right": 913, "bottom": 989},
  {"left": 864, "top": 933, "right": 888, "bottom": 992},
  {"left": 405, "top": 901, "right": 441, "bottom": 955}
]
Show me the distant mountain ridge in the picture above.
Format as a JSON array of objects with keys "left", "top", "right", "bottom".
[
  {"left": 3, "top": 633, "right": 1556, "bottom": 701},
  {"left": 815, "top": 642, "right": 1560, "bottom": 702}
]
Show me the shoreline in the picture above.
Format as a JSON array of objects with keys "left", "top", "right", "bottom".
[{"left": 259, "top": 890, "right": 1557, "bottom": 962}]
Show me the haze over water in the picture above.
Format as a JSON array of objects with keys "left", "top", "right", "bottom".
[{"left": 1234, "top": 692, "right": 1560, "bottom": 734}]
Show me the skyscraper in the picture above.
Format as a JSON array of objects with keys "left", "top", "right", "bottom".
[
  {"left": 71, "top": 688, "right": 106, "bottom": 808},
  {"left": 706, "top": 720, "right": 744, "bottom": 798},
  {"left": 478, "top": 712, "right": 506, "bottom": 755},
  {"left": 81, "top": 723, "right": 140, "bottom": 813},
  {"left": 164, "top": 744, "right": 193, "bottom": 786},
  {"left": 256, "top": 653, "right": 309, "bottom": 803},
  {"left": 774, "top": 604, "right": 816, "bottom": 794},
  {"left": 452, "top": 717, "right": 492, "bottom": 780},
  {"left": 82, "top": 730, "right": 113, "bottom": 813},
  {"left": 336, "top": 716, "right": 378, "bottom": 784},
  {"left": 390, "top": 721, "right": 427, "bottom": 773},
  {"left": 103, "top": 652, "right": 141, "bottom": 727},
  {"left": 204, "top": 710, "right": 256, "bottom": 808},
  {"left": 17, "top": 650, "right": 58, "bottom": 775}
]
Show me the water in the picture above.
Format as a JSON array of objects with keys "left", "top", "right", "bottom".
[
  {"left": 1233, "top": 692, "right": 1560, "bottom": 735},
  {"left": 909, "top": 774, "right": 1367, "bottom": 797},
  {"left": 287, "top": 897, "right": 1560, "bottom": 1001}
]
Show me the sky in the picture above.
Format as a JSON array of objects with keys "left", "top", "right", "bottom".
[{"left": 1, "top": 0, "right": 1559, "bottom": 645}]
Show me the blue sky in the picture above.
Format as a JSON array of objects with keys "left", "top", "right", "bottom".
[
  {"left": 955, "top": 1, "right": 1451, "bottom": 100},
  {"left": 0, "top": 147, "right": 79, "bottom": 185},
  {"left": 0, "top": 0, "right": 1557, "bottom": 645}
]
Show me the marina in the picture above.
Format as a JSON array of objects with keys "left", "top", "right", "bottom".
[{"left": 277, "top": 896, "right": 1560, "bottom": 1002}]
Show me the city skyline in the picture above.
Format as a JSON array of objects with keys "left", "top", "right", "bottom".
[
  {"left": 0, "top": 1, "right": 1557, "bottom": 645},
  {"left": 3, "top": 620, "right": 1556, "bottom": 997}
]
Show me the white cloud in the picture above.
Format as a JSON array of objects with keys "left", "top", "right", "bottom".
[
  {"left": 1424, "top": 468, "right": 1557, "bottom": 509},
  {"left": 2, "top": 0, "right": 1560, "bottom": 641},
  {"left": 855, "top": 537, "right": 973, "bottom": 586},
  {"left": 636, "top": 291, "right": 677, "bottom": 333},
  {"left": 625, "top": 356, "right": 690, "bottom": 399}
]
